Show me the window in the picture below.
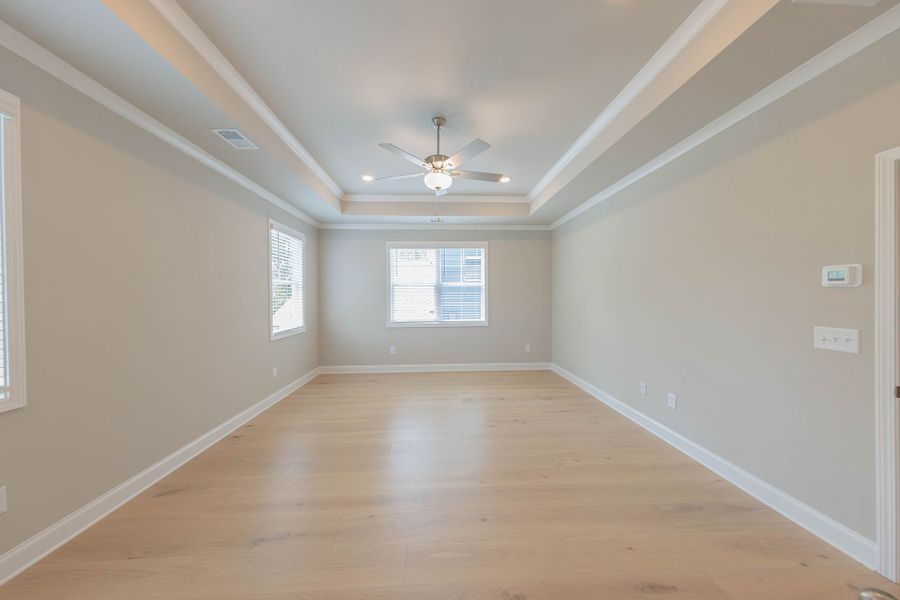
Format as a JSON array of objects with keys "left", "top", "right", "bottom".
[
  {"left": 0, "top": 89, "right": 25, "bottom": 413},
  {"left": 387, "top": 242, "right": 487, "bottom": 327},
  {"left": 269, "top": 220, "right": 305, "bottom": 339}
]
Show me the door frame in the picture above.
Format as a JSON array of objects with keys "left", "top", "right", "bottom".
[{"left": 875, "top": 146, "right": 900, "bottom": 581}]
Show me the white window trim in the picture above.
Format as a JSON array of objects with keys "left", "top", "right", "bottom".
[
  {"left": 0, "top": 88, "right": 26, "bottom": 414},
  {"left": 269, "top": 219, "right": 306, "bottom": 341},
  {"left": 386, "top": 241, "right": 489, "bottom": 329}
]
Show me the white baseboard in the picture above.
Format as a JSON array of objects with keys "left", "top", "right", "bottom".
[
  {"left": 550, "top": 363, "right": 878, "bottom": 569},
  {"left": 318, "top": 362, "right": 551, "bottom": 374},
  {"left": 0, "top": 367, "right": 321, "bottom": 586}
]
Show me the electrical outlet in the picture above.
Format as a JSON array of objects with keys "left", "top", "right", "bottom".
[
  {"left": 0, "top": 486, "right": 6, "bottom": 515},
  {"left": 272, "top": 367, "right": 278, "bottom": 378},
  {"left": 389, "top": 346, "right": 396, "bottom": 355},
  {"left": 525, "top": 344, "right": 531, "bottom": 353},
  {"left": 640, "top": 382, "right": 647, "bottom": 395},
  {"left": 667, "top": 393, "right": 678, "bottom": 410}
]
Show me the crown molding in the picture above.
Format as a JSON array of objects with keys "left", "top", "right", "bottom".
[
  {"left": 319, "top": 222, "right": 552, "bottom": 231},
  {"left": 0, "top": 19, "right": 320, "bottom": 228},
  {"left": 528, "top": 0, "right": 778, "bottom": 213},
  {"left": 792, "top": 0, "right": 880, "bottom": 6},
  {"left": 145, "top": 0, "right": 343, "bottom": 200},
  {"left": 344, "top": 194, "right": 530, "bottom": 204},
  {"left": 551, "top": 2, "right": 900, "bottom": 230}
]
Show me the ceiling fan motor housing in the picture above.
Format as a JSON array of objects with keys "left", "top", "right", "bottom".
[{"left": 424, "top": 154, "right": 450, "bottom": 169}]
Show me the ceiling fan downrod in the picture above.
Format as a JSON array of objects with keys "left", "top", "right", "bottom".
[{"left": 427, "top": 116, "right": 448, "bottom": 169}]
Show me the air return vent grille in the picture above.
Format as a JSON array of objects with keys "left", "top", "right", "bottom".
[{"left": 212, "top": 128, "right": 258, "bottom": 150}]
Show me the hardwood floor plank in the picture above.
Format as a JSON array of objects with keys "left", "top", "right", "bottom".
[
  {"left": 333, "top": 505, "right": 683, "bottom": 546},
  {"left": 710, "top": 565, "right": 900, "bottom": 600},
  {"left": 153, "top": 572, "right": 735, "bottom": 600},
  {"left": 403, "top": 529, "right": 856, "bottom": 586},
  {"left": 0, "top": 371, "right": 892, "bottom": 599}
]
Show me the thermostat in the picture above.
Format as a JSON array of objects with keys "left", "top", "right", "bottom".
[{"left": 822, "top": 264, "right": 861, "bottom": 287}]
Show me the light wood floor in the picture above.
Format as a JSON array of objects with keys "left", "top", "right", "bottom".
[{"left": 3, "top": 371, "right": 899, "bottom": 599}]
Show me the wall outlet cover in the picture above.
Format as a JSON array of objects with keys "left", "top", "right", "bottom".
[
  {"left": 0, "top": 486, "right": 6, "bottom": 514},
  {"left": 640, "top": 382, "right": 647, "bottom": 395},
  {"left": 389, "top": 346, "right": 397, "bottom": 355}
]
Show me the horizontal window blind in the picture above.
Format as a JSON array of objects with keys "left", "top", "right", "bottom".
[
  {"left": 270, "top": 222, "right": 304, "bottom": 337},
  {"left": 0, "top": 117, "right": 7, "bottom": 399},
  {"left": 0, "top": 89, "right": 25, "bottom": 414},
  {"left": 388, "top": 244, "right": 486, "bottom": 326}
]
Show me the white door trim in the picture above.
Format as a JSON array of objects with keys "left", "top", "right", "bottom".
[{"left": 875, "top": 146, "right": 900, "bottom": 581}]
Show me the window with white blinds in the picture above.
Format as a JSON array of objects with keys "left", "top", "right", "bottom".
[
  {"left": 387, "top": 242, "right": 487, "bottom": 327},
  {"left": 269, "top": 221, "right": 305, "bottom": 339},
  {"left": 0, "top": 88, "right": 25, "bottom": 414}
]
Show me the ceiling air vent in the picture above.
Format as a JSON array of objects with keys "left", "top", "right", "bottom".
[{"left": 212, "top": 128, "right": 258, "bottom": 150}]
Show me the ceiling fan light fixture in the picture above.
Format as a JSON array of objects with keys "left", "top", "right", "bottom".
[
  {"left": 377, "top": 117, "right": 502, "bottom": 193},
  {"left": 424, "top": 170, "right": 453, "bottom": 191}
]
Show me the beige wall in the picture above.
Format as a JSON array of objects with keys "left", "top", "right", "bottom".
[
  {"left": 3, "top": 9, "right": 898, "bottom": 566},
  {"left": 552, "top": 30, "right": 900, "bottom": 540},
  {"left": 0, "top": 48, "right": 319, "bottom": 555},
  {"left": 319, "top": 229, "right": 551, "bottom": 366}
]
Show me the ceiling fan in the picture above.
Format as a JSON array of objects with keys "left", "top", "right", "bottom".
[{"left": 374, "top": 116, "right": 509, "bottom": 196}]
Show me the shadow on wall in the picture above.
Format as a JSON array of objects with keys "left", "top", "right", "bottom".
[
  {"left": 0, "top": 47, "right": 295, "bottom": 223},
  {"left": 555, "top": 29, "right": 900, "bottom": 236}
]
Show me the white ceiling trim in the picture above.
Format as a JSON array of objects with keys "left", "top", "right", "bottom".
[
  {"left": 551, "top": 2, "right": 900, "bottom": 230},
  {"left": 344, "top": 194, "right": 530, "bottom": 204},
  {"left": 319, "top": 223, "right": 551, "bottom": 231},
  {"left": 0, "top": 19, "right": 320, "bottom": 227},
  {"left": 147, "top": 0, "right": 343, "bottom": 199},
  {"left": 528, "top": 0, "right": 780, "bottom": 215},
  {"left": 528, "top": 0, "right": 730, "bottom": 205}
]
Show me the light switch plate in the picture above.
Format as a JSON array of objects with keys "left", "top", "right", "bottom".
[
  {"left": 814, "top": 326, "right": 860, "bottom": 354},
  {"left": 667, "top": 393, "right": 678, "bottom": 410},
  {"left": 0, "top": 486, "right": 6, "bottom": 514}
]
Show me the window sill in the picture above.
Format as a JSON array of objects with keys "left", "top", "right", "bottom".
[
  {"left": 271, "top": 326, "right": 306, "bottom": 341},
  {"left": 387, "top": 321, "right": 489, "bottom": 329},
  {"left": 0, "top": 398, "right": 25, "bottom": 414}
]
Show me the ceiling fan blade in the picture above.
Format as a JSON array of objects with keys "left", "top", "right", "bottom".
[
  {"left": 444, "top": 139, "right": 490, "bottom": 169},
  {"left": 450, "top": 169, "right": 505, "bottom": 182},
  {"left": 379, "top": 143, "right": 429, "bottom": 168},
  {"left": 435, "top": 189, "right": 448, "bottom": 197},
  {"left": 376, "top": 172, "right": 425, "bottom": 181}
]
